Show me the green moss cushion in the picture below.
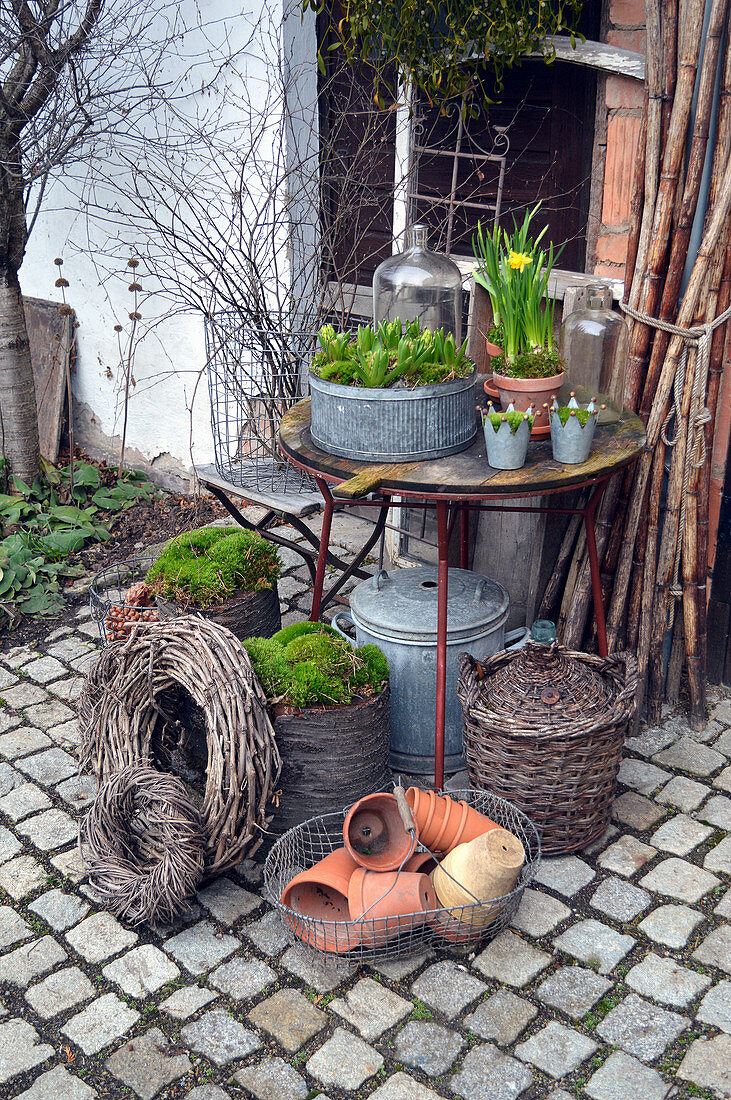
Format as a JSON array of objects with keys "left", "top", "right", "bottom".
[
  {"left": 244, "top": 624, "right": 389, "bottom": 708},
  {"left": 147, "top": 527, "right": 281, "bottom": 605},
  {"left": 554, "top": 407, "right": 592, "bottom": 427}
]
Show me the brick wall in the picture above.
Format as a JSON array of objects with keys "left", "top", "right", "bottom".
[{"left": 592, "top": 0, "right": 646, "bottom": 281}]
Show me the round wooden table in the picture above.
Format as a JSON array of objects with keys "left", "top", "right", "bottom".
[{"left": 279, "top": 400, "right": 646, "bottom": 789}]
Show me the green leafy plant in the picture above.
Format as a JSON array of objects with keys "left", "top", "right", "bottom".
[
  {"left": 485, "top": 410, "right": 534, "bottom": 434},
  {"left": 244, "top": 622, "right": 388, "bottom": 708},
  {"left": 0, "top": 460, "right": 155, "bottom": 616},
  {"left": 307, "top": 0, "right": 585, "bottom": 110},
  {"left": 411, "top": 999, "right": 434, "bottom": 1020},
  {"left": 473, "top": 203, "right": 565, "bottom": 374},
  {"left": 146, "top": 527, "right": 281, "bottom": 606},
  {"left": 312, "top": 319, "right": 473, "bottom": 389}
]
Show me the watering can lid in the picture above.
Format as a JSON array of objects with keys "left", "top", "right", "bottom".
[{"left": 349, "top": 566, "right": 509, "bottom": 640}]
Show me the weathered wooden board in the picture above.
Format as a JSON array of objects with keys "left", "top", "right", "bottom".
[
  {"left": 279, "top": 398, "right": 646, "bottom": 501},
  {"left": 195, "top": 463, "right": 322, "bottom": 516},
  {"left": 25, "top": 296, "right": 74, "bottom": 464}
]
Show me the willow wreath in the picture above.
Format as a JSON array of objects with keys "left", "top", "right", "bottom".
[{"left": 79, "top": 616, "right": 281, "bottom": 876}]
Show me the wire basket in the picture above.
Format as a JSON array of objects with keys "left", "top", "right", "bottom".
[
  {"left": 89, "top": 556, "right": 162, "bottom": 645},
  {"left": 205, "top": 315, "right": 317, "bottom": 493},
  {"left": 264, "top": 789, "right": 540, "bottom": 962}
]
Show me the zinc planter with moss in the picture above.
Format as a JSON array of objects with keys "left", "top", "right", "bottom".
[
  {"left": 244, "top": 622, "right": 391, "bottom": 835},
  {"left": 146, "top": 527, "right": 282, "bottom": 641},
  {"left": 309, "top": 319, "right": 477, "bottom": 462},
  {"left": 484, "top": 406, "right": 534, "bottom": 470},
  {"left": 549, "top": 397, "right": 600, "bottom": 465}
]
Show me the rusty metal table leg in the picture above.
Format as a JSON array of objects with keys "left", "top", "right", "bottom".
[
  {"left": 460, "top": 505, "right": 469, "bottom": 569},
  {"left": 583, "top": 478, "right": 610, "bottom": 658},
  {"left": 310, "top": 479, "right": 335, "bottom": 622},
  {"left": 435, "top": 499, "right": 450, "bottom": 792}
]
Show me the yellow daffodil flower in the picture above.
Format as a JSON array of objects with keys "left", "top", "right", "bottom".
[{"left": 508, "top": 250, "right": 533, "bottom": 272}]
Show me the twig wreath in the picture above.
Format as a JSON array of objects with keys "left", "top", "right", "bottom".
[
  {"left": 79, "top": 616, "right": 281, "bottom": 878},
  {"left": 80, "top": 764, "right": 206, "bottom": 926}
]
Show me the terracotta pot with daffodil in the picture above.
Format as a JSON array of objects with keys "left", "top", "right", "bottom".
[{"left": 473, "top": 204, "right": 566, "bottom": 436}]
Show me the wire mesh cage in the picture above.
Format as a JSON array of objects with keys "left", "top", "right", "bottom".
[
  {"left": 89, "top": 556, "right": 163, "bottom": 645},
  {"left": 205, "top": 314, "right": 317, "bottom": 493},
  {"left": 264, "top": 789, "right": 541, "bottom": 962}
]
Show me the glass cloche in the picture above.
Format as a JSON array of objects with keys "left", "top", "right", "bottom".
[
  {"left": 560, "top": 286, "right": 623, "bottom": 396},
  {"left": 373, "top": 224, "right": 463, "bottom": 341}
]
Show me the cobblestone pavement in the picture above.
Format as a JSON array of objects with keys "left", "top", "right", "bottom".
[{"left": 0, "top": 510, "right": 729, "bottom": 1098}]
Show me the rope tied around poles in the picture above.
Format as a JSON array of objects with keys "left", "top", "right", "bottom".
[{"left": 620, "top": 299, "right": 731, "bottom": 616}]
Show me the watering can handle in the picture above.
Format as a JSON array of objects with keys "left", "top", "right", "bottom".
[
  {"left": 393, "top": 785, "right": 416, "bottom": 835},
  {"left": 472, "top": 579, "right": 488, "bottom": 604},
  {"left": 505, "top": 626, "right": 529, "bottom": 650},
  {"left": 330, "top": 611, "right": 355, "bottom": 640}
]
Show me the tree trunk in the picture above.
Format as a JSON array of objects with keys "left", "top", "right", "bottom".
[{"left": 0, "top": 266, "right": 41, "bottom": 484}]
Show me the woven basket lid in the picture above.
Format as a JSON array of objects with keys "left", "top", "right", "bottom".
[{"left": 480, "top": 640, "right": 613, "bottom": 729}]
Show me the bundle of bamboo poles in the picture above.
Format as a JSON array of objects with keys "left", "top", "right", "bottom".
[{"left": 541, "top": 0, "right": 731, "bottom": 729}]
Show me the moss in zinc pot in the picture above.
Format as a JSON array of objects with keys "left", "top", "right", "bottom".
[
  {"left": 243, "top": 623, "right": 389, "bottom": 708},
  {"left": 554, "top": 407, "right": 592, "bottom": 428},
  {"left": 147, "top": 527, "right": 281, "bottom": 606},
  {"left": 486, "top": 410, "right": 534, "bottom": 434}
]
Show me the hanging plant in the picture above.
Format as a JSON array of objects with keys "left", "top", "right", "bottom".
[{"left": 307, "top": 0, "right": 587, "bottom": 108}]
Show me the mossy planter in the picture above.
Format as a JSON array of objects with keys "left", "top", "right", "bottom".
[
  {"left": 157, "top": 584, "right": 281, "bottom": 642},
  {"left": 266, "top": 686, "right": 391, "bottom": 838},
  {"left": 309, "top": 372, "right": 478, "bottom": 462},
  {"left": 550, "top": 407, "right": 599, "bottom": 464},
  {"left": 484, "top": 415, "right": 532, "bottom": 470}
]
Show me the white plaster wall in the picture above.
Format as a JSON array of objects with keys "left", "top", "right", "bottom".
[{"left": 18, "top": 0, "right": 317, "bottom": 489}]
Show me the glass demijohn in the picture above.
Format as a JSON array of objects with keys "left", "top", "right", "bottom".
[
  {"left": 531, "top": 620, "right": 557, "bottom": 644},
  {"left": 373, "top": 224, "right": 463, "bottom": 341},
  {"left": 560, "top": 286, "right": 623, "bottom": 396}
]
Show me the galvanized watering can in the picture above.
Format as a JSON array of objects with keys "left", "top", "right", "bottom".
[{"left": 332, "top": 566, "right": 526, "bottom": 775}]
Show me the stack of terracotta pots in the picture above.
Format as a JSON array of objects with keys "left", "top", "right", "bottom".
[{"left": 280, "top": 787, "right": 525, "bottom": 953}]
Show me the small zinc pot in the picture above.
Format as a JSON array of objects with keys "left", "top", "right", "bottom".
[
  {"left": 308, "top": 372, "right": 478, "bottom": 462},
  {"left": 332, "top": 566, "right": 511, "bottom": 775},
  {"left": 492, "top": 369, "right": 564, "bottom": 438},
  {"left": 550, "top": 401, "right": 599, "bottom": 464},
  {"left": 484, "top": 406, "right": 532, "bottom": 470}
]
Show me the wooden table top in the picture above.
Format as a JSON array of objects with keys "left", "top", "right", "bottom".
[{"left": 279, "top": 399, "right": 646, "bottom": 501}]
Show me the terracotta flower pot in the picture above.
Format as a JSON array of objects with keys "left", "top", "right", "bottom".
[
  {"left": 344, "top": 792, "right": 415, "bottom": 871},
  {"left": 432, "top": 828, "right": 525, "bottom": 908},
  {"left": 483, "top": 376, "right": 500, "bottom": 401},
  {"left": 403, "top": 850, "right": 438, "bottom": 875},
  {"left": 348, "top": 866, "right": 437, "bottom": 947},
  {"left": 492, "top": 368, "right": 565, "bottom": 438},
  {"left": 429, "top": 828, "right": 525, "bottom": 940},
  {"left": 280, "top": 847, "right": 363, "bottom": 952},
  {"left": 427, "top": 906, "right": 484, "bottom": 945},
  {"left": 405, "top": 787, "right": 499, "bottom": 854},
  {"left": 483, "top": 339, "right": 503, "bottom": 400}
]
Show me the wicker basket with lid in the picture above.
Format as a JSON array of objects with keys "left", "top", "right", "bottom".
[{"left": 457, "top": 641, "right": 638, "bottom": 855}]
